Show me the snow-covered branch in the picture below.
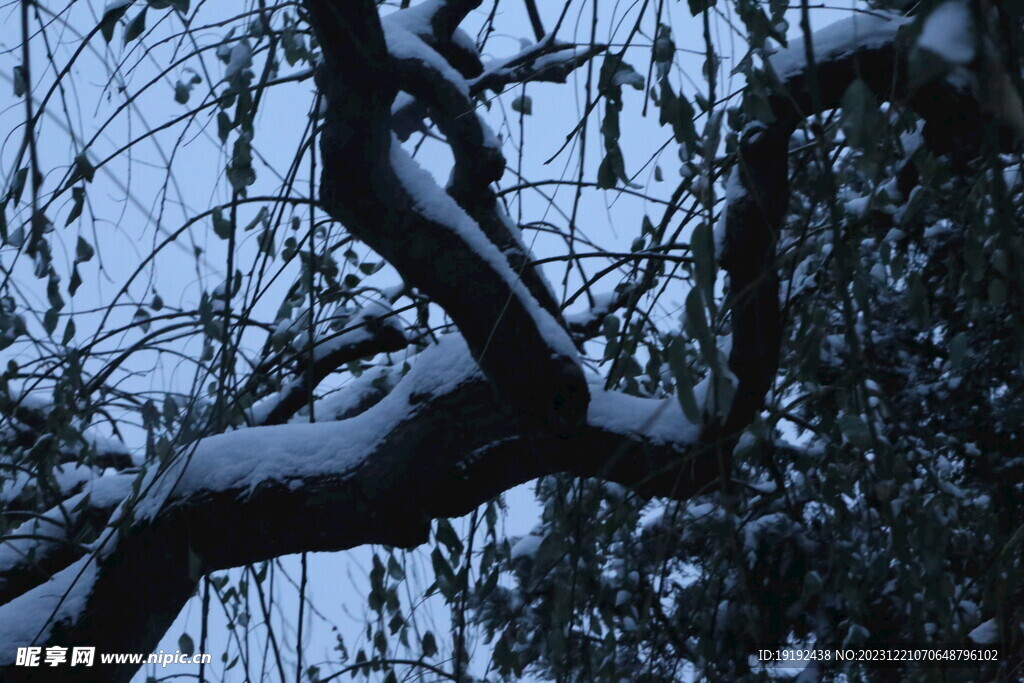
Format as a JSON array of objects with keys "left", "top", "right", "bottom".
[
  {"left": 251, "top": 303, "right": 409, "bottom": 426},
  {"left": 470, "top": 38, "right": 608, "bottom": 94},
  {"left": 0, "top": 336, "right": 706, "bottom": 680},
  {"left": 306, "top": 0, "right": 589, "bottom": 432}
]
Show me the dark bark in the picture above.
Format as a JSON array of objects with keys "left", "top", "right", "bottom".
[{"left": 306, "top": 0, "right": 589, "bottom": 433}]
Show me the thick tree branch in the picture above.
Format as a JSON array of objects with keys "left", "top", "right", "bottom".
[
  {"left": 254, "top": 306, "right": 409, "bottom": 426},
  {"left": 0, "top": 337, "right": 702, "bottom": 680},
  {"left": 305, "top": 0, "right": 589, "bottom": 432}
]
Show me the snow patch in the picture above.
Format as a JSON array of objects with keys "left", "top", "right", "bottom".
[
  {"left": 769, "top": 12, "right": 911, "bottom": 80},
  {"left": 0, "top": 556, "right": 98, "bottom": 662},
  {"left": 918, "top": 1, "right": 975, "bottom": 65},
  {"left": 588, "top": 389, "right": 699, "bottom": 445},
  {"left": 389, "top": 142, "right": 579, "bottom": 361},
  {"left": 103, "top": 0, "right": 133, "bottom": 12},
  {"left": 383, "top": 23, "right": 469, "bottom": 97},
  {"left": 224, "top": 41, "right": 253, "bottom": 80},
  {"left": 967, "top": 618, "right": 998, "bottom": 644},
  {"left": 510, "top": 533, "right": 543, "bottom": 560},
  {"left": 133, "top": 336, "right": 482, "bottom": 520}
]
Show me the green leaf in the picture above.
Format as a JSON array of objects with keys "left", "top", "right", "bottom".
[
  {"left": 100, "top": 1, "right": 132, "bottom": 43},
  {"left": 690, "top": 221, "right": 716, "bottom": 298},
  {"left": 44, "top": 308, "right": 59, "bottom": 335},
  {"left": 72, "top": 154, "right": 96, "bottom": 184},
  {"left": 9, "top": 168, "right": 28, "bottom": 205},
  {"left": 65, "top": 187, "right": 85, "bottom": 226},
  {"left": 257, "top": 229, "right": 275, "bottom": 256},
  {"left": 684, "top": 287, "right": 714, "bottom": 360},
  {"left": 736, "top": 0, "right": 779, "bottom": 49},
  {"left": 124, "top": 8, "right": 148, "bottom": 44},
  {"left": 511, "top": 94, "right": 532, "bottom": 115},
  {"left": 212, "top": 208, "right": 233, "bottom": 240},
  {"left": 227, "top": 133, "right": 256, "bottom": 191},
  {"left": 667, "top": 336, "right": 701, "bottom": 423},
  {"left": 599, "top": 56, "right": 644, "bottom": 95},
  {"left": 69, "top": 266, "right": 82, "bottom": 296},
  {"left": 133, "top": 307, "right": 151, "bottom": 332},
  {"left": 386, "top": 554, "right": 405, "bottom": 581},
  {"left": 688, "top": 0, "right": 716, "bottom": 15},
  {"left": 653, "top": 25, "right": 675, "bottom": 63},
  {"left": 435, "top": 519, "right": 463, "bottom": 557},
  {"left": 659, "top": 83, "right": 698, "bottom": 149},
  {"left": 47, "top": 275, "right": 64, "bottom": 311},
  {"left": 597, "top": 147, "right": 631, "bottom": 189},
  {"left": 13, "top": 65, "right": 26, "bottom": 98},
  {"left": 61, "top": 317, "right": 74, "bottom": 344},
  {"left": 838, "top": 414, "right": 872, "bottom": 450},
  {"left": 75, "top": 236, "right": 94, "bottom": 263},
  {"left": 840, "top": 79, "right": 881, "bottom": 150},
  {"left": 421, "top": 631, "right": 438, "bottom": 658},
  {"left": 174, "top": 81, "right": 190, "bottom": 104},
  {"left": 217, "top": 111, "right": 233, "bottom": 143}
]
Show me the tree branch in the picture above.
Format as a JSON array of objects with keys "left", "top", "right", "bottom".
[
  {"left": 0, "top": 337, "right": 703, "bottom": 681},
  {"left": 305, "top": 0, "right": 589, "bottom": 432}
]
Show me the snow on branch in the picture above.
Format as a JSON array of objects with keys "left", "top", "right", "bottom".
[
  {"left": 471, "top": 38, "right": 608, "bottom": 94},
  {"left": 768, "top": 11, "right": 911, "bottom": 82},
  {"left": 251, "top": 301, "right": 408, "bottom": 426},
  {"left": 306, "top": 0, "right": 589, "bottom": 431},
  {"left": 0, "top": 475, "right": 131, "bottom": 607},
  {"left": 0, "top": 334, "right": 707, "bottom": 678},
  {"left": 386, "top": 28, "right": 573, "bottom": 323}
]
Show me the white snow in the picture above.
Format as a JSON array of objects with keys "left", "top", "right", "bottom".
[
  {"left": 313, "top": 300, "right": 403, "bottom": 362},
  {"left": 309, "top": 367, "right": 398, "bottom": 422},
  {"left": 0, "top": 463, "right": 94, "bottom": 505},
  {"left": 612, "top": 68, "right": 644, "bottom": 89},
  {"left": 769, "top": 12, "right": 911, "bottom": 80},
  {"left": 382, "top": 23, "right": 469, "bottom": 98},
  {"left": 114, "top": 327, "right": 692, "bottom": 528},
  {"left": 472, "top": 38, "right": 585, "bottom": 91},
  {"left": 133, "top": 335, "right": 482, "bottom": 520},
  {"left": 103, "top": 0, "right": 133, "bottom": 13},
  {"left": 381, "top": 0, "right": 444, "bottom": 38},
  {"left": 0, "top": 555, "right": 98, "bottom": 662},
  {"left": 510, "top": 532, "right": 543, "bottom": 560},
  {"left": 389, "top": 141, "right": 580, "bottom": 361},
  {"left": 847, "top": 195, "right": 871, "bottom": 217},
  {"left": 451, "top": 28, "right": 477, "bottom": 55},
  {"left": 224, "top": 41, "right": 253, "bottom": 80},
  {"left": 0, "top": 474, "right": 134, "bottom": 580},
  {"left": 587, "top": 388, "right": 699, "bottom": 445},
  {"left": 917, "top": 1, "right": 975, "bottom": 65},
  {"left": 0, "top": 514, "right": 67, "bottom": 577},
  {"left": 967, "top": 618, "right": 998, "bottom": 644},
  {"left": 565, "top": 290, "right": 619, "bottom": 327}
]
